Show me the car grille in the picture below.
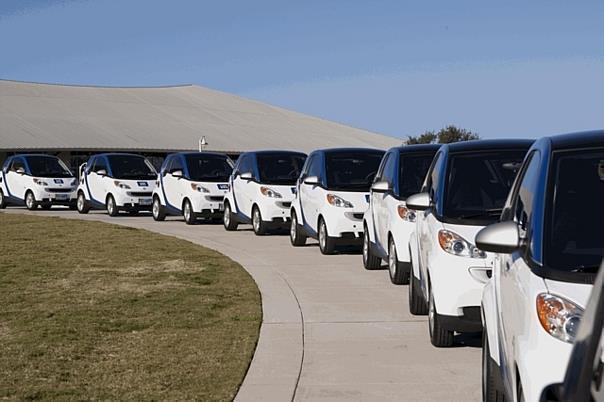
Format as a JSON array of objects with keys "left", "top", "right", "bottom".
[
  {"left": 128, "top": 191, "right": 152, "bottom": 197},
  {"left": 352, "top": 213, "right": 364, "bottom": 220},
  {"left": 205, "top": 196, "right": 224, "bottom": 202},
  {"left": 46, "top": 188, "right": 73, "bottom": 193},
  {"left": 278, "top": 201, "right": 292, "bottom": 208}
]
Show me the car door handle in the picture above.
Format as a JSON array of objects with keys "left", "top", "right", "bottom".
[{"left": 504, "top": 262, "right": 511, "bottom": 272}]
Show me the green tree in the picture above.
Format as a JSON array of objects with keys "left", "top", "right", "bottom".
[{"left": 406, "top": 125, "right": 479, "bottom": 145}]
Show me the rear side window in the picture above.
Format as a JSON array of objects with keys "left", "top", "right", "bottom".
[
  {"left": 544, "top": 148, "right": 604, "bottom": 272},
  {"left": 398, "top": 152, "right": 436, "bottom": 199}
]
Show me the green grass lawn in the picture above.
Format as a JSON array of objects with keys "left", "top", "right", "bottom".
[{"left": 0, "top": 213, "right": 261, "bottom": 401}]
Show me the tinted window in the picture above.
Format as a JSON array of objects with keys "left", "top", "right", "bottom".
[
  {"left": 257, "top": 154, "right": 306, "bottom": 185},
  {"left": 513, "top": 152, "right": 540, "bottom": 237},
  {"left": 424, "top": 152, "right": 443, "bottom": 199},
  {"left": 185, "top": 154, "right": 233, "bottom": 182},
  {"left": 237, "top": 154, "right": 253, "bottom": 175},
  {"left": 443, "top": 150, "right": 526, "bottom": 222},
  {"left": 107, "top": 155, "right": 156, "bottom": 180},
  {"left": 10, "top": 158, "right": 25, "bottom": 173},
  {"left": 399, "top": 152, "right": 436, "bottom": 199},
  {"left": 92, "top": 157, "right": 108, "bottom": 173},
  {"left": 167, "top": 156, "right": 184, "bottom": 173},
  {"left": 544, "top": 149, "right": 604, "bottom": 272},
  {"left": 307, "top": 155, "right": 322, "bottom": 178},
  {"left": 26, "top": 155, "right": 73, "bottom": 178},
  {"left": 325, "top": 151, "right": 384, "bottom": 191},
  {"left": 381, "top": 154, "right": 397, "bottom": 186}
]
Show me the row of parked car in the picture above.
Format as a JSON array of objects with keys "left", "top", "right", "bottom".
[{"left": 1, "top": 131, "right": 603, "bottom": 401}]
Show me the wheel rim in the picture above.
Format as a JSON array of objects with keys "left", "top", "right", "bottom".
[
  {"left": 428, "top": 292, "right": 435, "bottom": 336},
  {"left": 319, "top": 222, "right": 326, "bottom": 249},
  {"left": 184, "top": 202, "right": 191, "bottom": 221},
  {"left": 26, "top": 193, "right": 34, "bottom": 208},
  {"left": 362, "top": 231, "right": 369, "bottom": 263},
  {"left": 108, "top": 198, "right": 114, "bottom": 214},
  {"left": 253, "top": 209, "right": 260, "bottom": 232},
  {"left": 153, "top": 199, "right": 159, "bottom": 218},
  {"left": 290, "top": 214, "right": 297, "bottom": 240},
  {"left": 77, "top": 195, "right": 84, "bottom": 210},
  {"left": 224, "top": 205, "right": 230, "bottom": 225},
  {"left": 389, "top": 241, "right": 397, "bottom": 277}
]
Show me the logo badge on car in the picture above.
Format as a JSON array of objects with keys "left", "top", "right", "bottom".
[
  {"left": 54, "top": 179, "right": 63, "bottom": 184},
  {"left": 218, "top": 184, "right": 229, "bottom": 190},
  {"left": 137, "top": 181, "right": 148, "bottom": 187}
]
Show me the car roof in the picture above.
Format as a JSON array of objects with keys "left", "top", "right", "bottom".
[
  {"left": 243, "top": 150, "right": 307, "bottom": 156},
  {"left": 443, "top": 139, "right": 534, "bottom": 154},
  {"left": 93, "top": 152, "right": 147, "bottom": 158},
  {"left": 170, "top": 151, "right": 229, "bottom": 158},
  {"left": 318, "top": 147, "right": 385, "bottom": 154},
  {"left": 390, "top": 144, "right": 441, "bottom": 154},
  {"left": 8, "top": 153, "right": 60, "bottom": 159},
  {"left": 545, "top": 130, "right": 604, "bottom": 150}
]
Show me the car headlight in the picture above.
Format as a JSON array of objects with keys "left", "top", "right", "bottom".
[
  {"left": 33, "top": 178, "right": 49, "bottom": 186},
  {"left": 260, "top": 186, "right": 282, "bottom": 198},
  {"left": 537, "top": 293, "right": 583, "bottom": 343},
  {"left": 326, "top": 194, "right": 353, "bottom": 208},
  {"left": 113, "top": 180, "right": 131, "bottom": 190},
  {"left": 397, "top": 205, "right": 416, "bottom": 222},
  {"left": 438, "top": 229, "right": 486, "bottom": 258},
  {"left": 191, "top": 183, "right": 210, "bottom": 193}
]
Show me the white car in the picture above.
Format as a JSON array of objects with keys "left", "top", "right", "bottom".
[
  {"left": 76, "top": 153, "right": 157, "bottom": 216},
  {"left": 0, "top": 154, "right": 77, "bottom": 210},
  {"left": 476, "top": 131, "right": 604, "bottom": 402},
  {"left": 290, "top": 148, "right": 384, "bottom": 254},
  {"left": 223, "top": 150, "right": 307, "bottom": 235},
  {"left": 406, "top": 139, "right": 531, "bottom": 347},
  {"left": 152, "top": 152, "right": 233, "bottom": 224},
  {"left": 363, "top": 144, "right": 440, "bottom": 284}
]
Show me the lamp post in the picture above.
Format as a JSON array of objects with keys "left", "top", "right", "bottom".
[{"left": 199, "top": 136, "right": 208, "bottom": 151}]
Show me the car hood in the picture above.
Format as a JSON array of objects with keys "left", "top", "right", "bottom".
[{"left": 544, "top": 279, "right": 593, "bottom": 308}]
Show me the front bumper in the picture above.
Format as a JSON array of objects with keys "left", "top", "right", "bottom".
[
  {"left": 428, "top": 249, "right": 491, "bottom": 320},
  {"left": 114, "top": 191, "right": 153, "bottom": 209},
  {"left": 36, "top": 188, "right": 76, "bottom": 204},
  {"left": 324, "top": 208, "right": 365, "bottom": 238},
  {"left": 192, "top": 194, "right": 226, "bottom": 215},
  {"left": 258, "top": 199, "right": 293, "bottom": 223}
]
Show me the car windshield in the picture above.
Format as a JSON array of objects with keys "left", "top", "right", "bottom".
[
  {"left": 257, "top": 154, "right": 306, "bottom": 185},
  {"left": 185, "top": 154, "right": 233, "bottom": 182},
  {"left": 399, "top": 152, "right": 437, "bottom": 198},
  {"left": 107, "top": 155, "right": 156, "bottom": 180},
  {"left": 26, "top": 155, "right": 73, "bottom": 178},
  {"left": 544, "top": 148, "right": 604, "bottom": 273},
  {"left": 443, "top": 150, "right": 526, "bottom": 222},
  {"left": 325, "top": 151, "right": 384, "bottom": 191}
]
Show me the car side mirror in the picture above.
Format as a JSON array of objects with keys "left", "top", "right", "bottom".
[
  {"left": 97, "top": 169, "right": 107, "bottom": 176},
  {"left": 371, "top": 180, "right": 390, "bottom": 193},
  {"left": 304, "top": 175, "right": 320, "bottom": 186},
  {"left": 240, "top": 172, "right": 253, "bottom": 180},
  {"left": 406, "top": 192, "right": 430, "bottom": 211},
  {"left": 16, "top": 167, "right": 25, "bottom": 174},
  {"left": 475, "top": 221, "right": 520, "bottom": 254},
  {"left": 172, "top": 170, "right": 183, "bottom": 178}
]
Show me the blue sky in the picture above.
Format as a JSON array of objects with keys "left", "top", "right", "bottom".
[{"left": 1, "top": 0, "right": 603, "bottom": 139}]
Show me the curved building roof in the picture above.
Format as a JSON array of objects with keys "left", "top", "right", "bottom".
[{"left": 0, "top": 80, "right": 399, "bottom": 154}]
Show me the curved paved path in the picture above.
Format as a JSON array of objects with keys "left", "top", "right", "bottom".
[{"left": 3, "top": 209, "right": 481, "bottom": 401}]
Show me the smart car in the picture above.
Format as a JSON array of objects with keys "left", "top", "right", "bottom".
[
  {"left": 363, "top": 144, "right": 440, "bottom": 284},
  {"left": 476, "top": 131, "right": 604, "bottom": 402},
  {"left": 76, "top": 153, "right": 157, "bottom": 216},
  {"left": 406, "top": 139, "right": 532, "bottom": 347},
  {"left": 223, "top": 150, "right": 306, "bottom": 234},
  {"left": 290, "top": 148, "right": 385, "bottom": 254},
  {"left": 0, "top": 154, "right": 77, "bottom": 210},
  {"left": 152, "top": 152, "right": 233, "bottom": 224}
]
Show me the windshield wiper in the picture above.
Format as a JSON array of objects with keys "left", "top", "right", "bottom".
[
  {"left": 457, "top": 208, "right": 502, "bottom": 220},
  {"left": 569, "top": 265, "right": 600, "bottom": 273}
]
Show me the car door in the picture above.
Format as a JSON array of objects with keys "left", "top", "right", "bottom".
[
  {"left": 301, "top": 154, "right": 322, "bottom": 233},
  {"left": 497, "top": 151, "right": 541, "bottom": 397},
  {"left": 6, "top": 157, "right": 27, "bottom": 200},
  {"left": 371, "top": 152, "right": 389, "bottom": 249},
  {"left": 163, "top": 155, "right": 184, "bottom": 210},
  {"left": 232, "top": 154, "right": 253, "bottom": 218},
  {"left": 88, "top": 156, "right": 110, "bottom": 204},
  {"left": 378, "top": 153, "right": 397, "bottom": 249}
]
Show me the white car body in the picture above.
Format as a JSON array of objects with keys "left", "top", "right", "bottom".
[
  {"left": 0, "top": 154, "right": 76, "bottom": 209},
  {"left": 290, "top": 148, "right": 384, "bottom": 254},
  {"left": 76, "top": 153, "right": 156, "bottom": 215},
  {"left": 478, "top": 133, "right": 604, "bottom": 402},
  {"left": 363, "top": 145, "right": 439, "bottom": 283},
  {"left": 407, "top": 140, "right": 532, "bottom": 347},
  {"left": 152, "top": 152, "right": 233, "bottom": 223},
  {"left": 223, "top": 151, "right": 306, "bottom": 234}
]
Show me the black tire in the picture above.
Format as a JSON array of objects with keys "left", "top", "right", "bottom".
[
  {"left": 183, "top": 199, "right": 197, "bottom": 225},
  {"left": 409, "top": 272, "right": 429, "bottom": 315},
  {"left": 40, "top": 202, "right": 52, "bottom": 210},
  {"left": 290, "top": 211, "right": 307, "bottom": 246},
  {"left": 77, "top": 192, "right": 90, "bottom": 214},
  {"left": 25, "top": 191, "right": 37, "bottom": 210},
  {"left": 428, "top": 290, "right": 454, "bottom": 347},
  {"left": 0, "top": 189, "right": 7, "bottom": 209},
  {"left": 252, "top": 205, "right": 267, "bottom": 235},
  {"left": 106, "top": 194, "right": 119, "bottom": 217},
  {"left": 362, "top": 229, "right": 381, "bottom": 269},
  {"left": 483, "top": 331, "right": 506, "bottom": 402},
  {"left": 318, "top": 217, "right": 336, "bottom": 255},
  {"left": 223, "top": 201, "right": 238, "bottom": 231},
  {"left": 388, "top": 237, "right": 409, "bottom": 285},
  {"left": 152, "top": 197, "right": 166, "bottom": 221}
]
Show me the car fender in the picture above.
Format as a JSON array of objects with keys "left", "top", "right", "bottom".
[
  {"left": 363, "top": 209, "right": 376, "bottom": 243},
  {"left": 482, "top": 280, "right": 500, "bottom": 365}
]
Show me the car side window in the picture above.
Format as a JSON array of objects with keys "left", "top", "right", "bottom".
[
  {"left": 10, "top": 158, "right": 25, "bottom": 172},
  {"left": 308, "top": 155, "right": 322, "bottom": 178},
  {"left": 512, "top": 152, "right": 540, "bottom": 239},
  {"left": 382, "top": 153, "right": 397, "bottom": 188},
  {"left": 92, "top": 156, "right": 108, "bottom": 173},
  {"left": 423, "top": 152, "right": 443, "bottom": 203},
  {"left": 374, "top": 153, "right": 390, "bottom": 183},
  {"left": 301, "top": 155, "right": 314, "bottom": 179},
  {"left": 169, "top": 156, "right": 183, "bottom": 173}
]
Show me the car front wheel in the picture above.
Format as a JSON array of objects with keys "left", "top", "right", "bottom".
[
  {"left": 252, "top": 206, "right": 267, "bottom": 235},
  {"left": 152, "top": 197, "right": 166, "bottom": 221},
  {"left": 25, "top": 191, "right": 37, "bottom": 210},
  {"left": 318, "top": 218, "right": 336, "bottom": 255},
  {"left": 183, "top": 199, "right": 196, "bottom": 225},
  {"left": 388, "top": 237, "right": 409, "bottom": 285},
  {"left": 77, "top": 192, "right": 90, "bottom": 214},
  {"left": 106, "top": 195, "right": 119, "bottom": 217},
  {"left": 482, "top": 331, "right": 505, "bottom": 402},
  {"left": 0, "top": 189, "right": 7, "bottom": 209},
  {"left": 362, "top": 229, "right": 381, "bottom": 269},
  {"left": 428, "top": 290, "right": 454, "bottom": 347},
  {"left": 290, "top": 211, "right": 307, "bottom": 246},
  {"left": 223, "top": 202, "right": 238, "bottom": 231}
]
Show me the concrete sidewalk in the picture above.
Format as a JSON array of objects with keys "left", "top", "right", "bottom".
[{"left": 3, "top": 209, "right": 481, "bottom": 401}]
